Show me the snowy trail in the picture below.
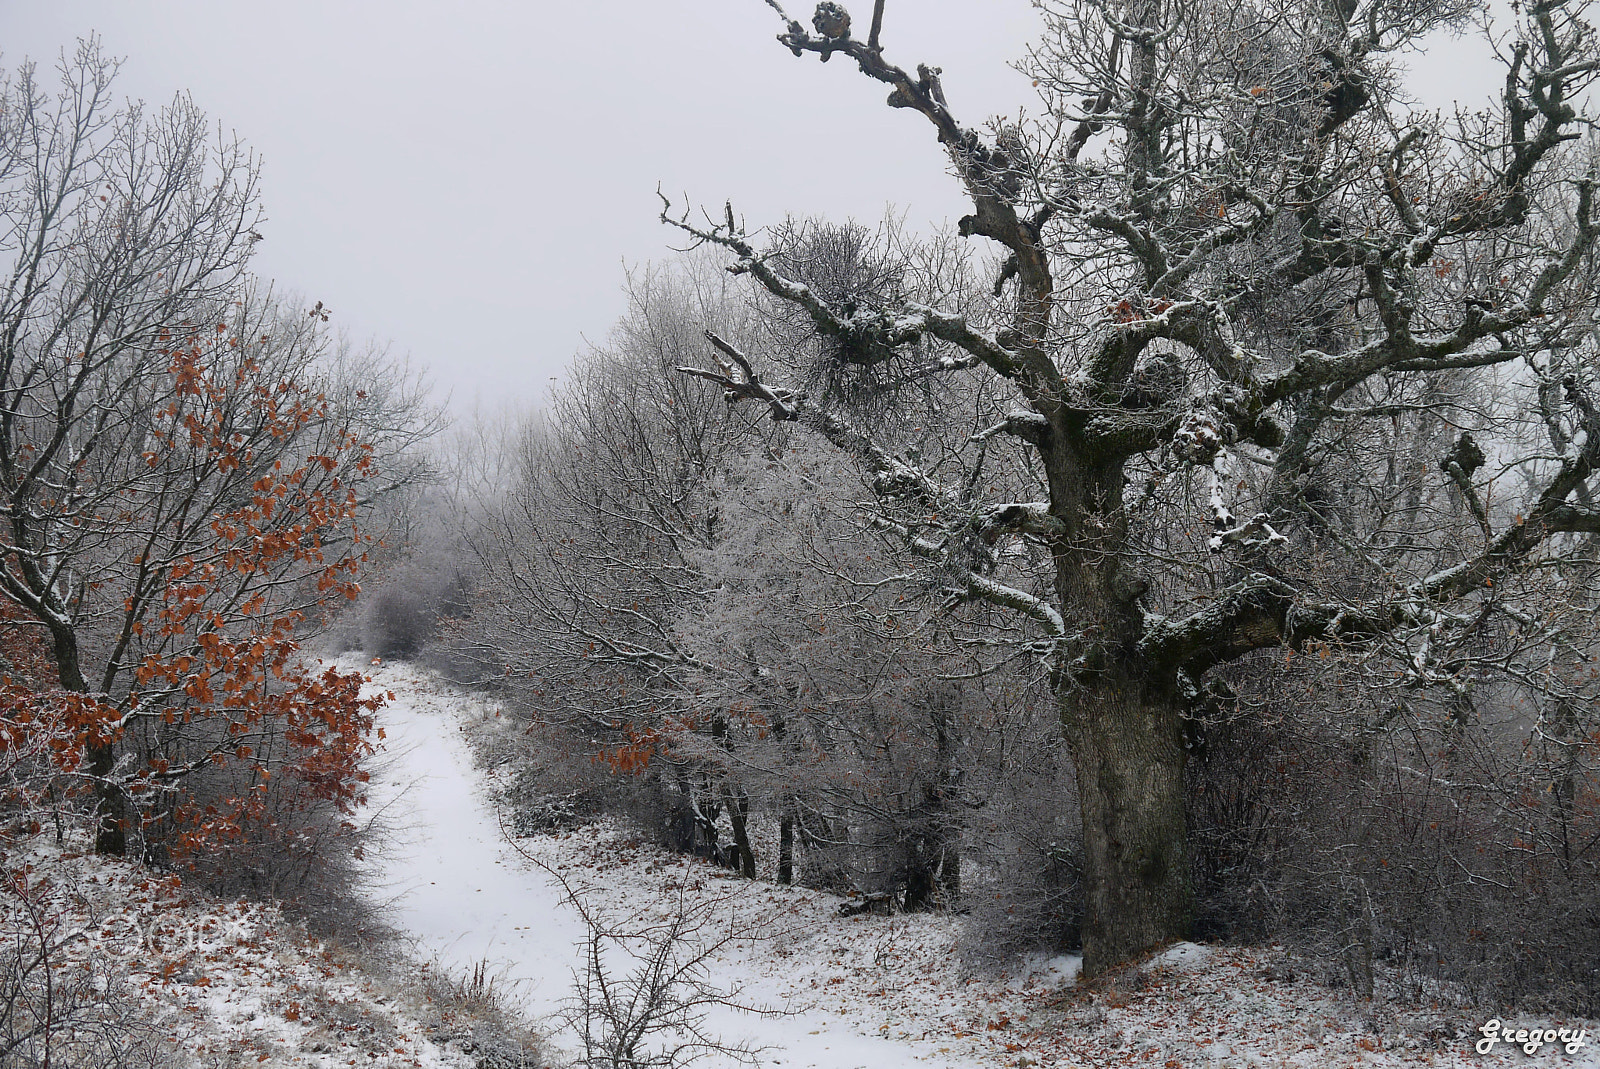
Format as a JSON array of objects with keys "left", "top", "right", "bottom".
[
  {"left": 358, "top": 661, "right": 587, "bottom": 1016},
  {"left": 355, "top": 660, "right": 1002, "bottom": 1069}
]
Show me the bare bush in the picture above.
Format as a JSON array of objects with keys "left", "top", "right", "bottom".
[
  {"left": 354, "top": 499, "right": 476, "bottom": 662},
  {"left": 164, "top": 759, "right": 395, "bottom": 944},
  {"left": 959, "top": 732, "right": 1084, "bottom": 965},
  {"left": 1188, "top": 646, "right": 1600, "bottom": 1012},
  {"left": 517, "top": 844, "right": 776, "bottom": 1069},
  {"left": 413, "top": 957, "right": 544, "bottom": 1069},
  {"left": 0, "top": 863, "right": 177, "bottom": 1069}
]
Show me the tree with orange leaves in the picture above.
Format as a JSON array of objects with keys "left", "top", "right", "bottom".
[{"left": 0, "top": 42, "right": 434, "bottom": 858}]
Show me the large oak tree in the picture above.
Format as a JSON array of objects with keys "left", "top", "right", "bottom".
[{"left": 667, "top": 0, "right": 1600, "bottom": 973}]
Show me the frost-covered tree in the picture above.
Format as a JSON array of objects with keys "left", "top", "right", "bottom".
[
  {"left": 461, "top": 256, "right": 781, "bottom": 857},
  {"left": 667, "top": 0, "right": 1600, "bottom": 973},
  {"left": 677, "top": 438, "right": 1016, "bottom": 904},
  {"left": 467, "top": 239, "right": 1051, "bottom": 901},
  {"left": 0, "top": 43, "right": 436, "bottom": 857}
]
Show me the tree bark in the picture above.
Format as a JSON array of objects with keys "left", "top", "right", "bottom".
[
  {"left": 721, "top": 781, "right": 757, "bottom": 878},
  {"left": 777, "top": 809, "right": 794, "bottom": 885},
  {"left": 45, "top": 618, "right": 127, "bottom": 856},
  {"left": 1065, "top": 673, "right": 1192, "bottom": 976},
  {"left": 85, "top": 739, "right": 127, "bottom": 856}
]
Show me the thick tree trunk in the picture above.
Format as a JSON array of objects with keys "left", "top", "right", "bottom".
[
  {"left": 1043, "top": 450, "right": 1192, "bottom": 974},
  {"left": 1065, "top": 674, "right": 1191, "bottom": 976}
]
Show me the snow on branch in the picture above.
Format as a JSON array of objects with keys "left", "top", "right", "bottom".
[
  {"left": 757, "top": 6, "right": 1063, "bottom": 391},
  {"left": 971, "top": 410, "right": 1049, "bottom": 445},
  {"left": 1151, "top": 187, "right": 1279, "bottom": 296},
  {"left": 1137, "top": 572, "right": 1297, "bottom": 676},
  {"left": 977, "top": 501, "right": 1067, "bottom": 542},
  {"left": 681, "top": 331, "right": 957, "bottom": 510},
  {"left": 1141, "top": 363, "right": 1600, "bottom": 672},
  {"left": 678, "top": 331, "right": 802, "bottom": 422},
  {"left": 868, "top": 514, "right": 1067, "bottom": 644},
  {"left": 1208, "top": 512, "right": 1287, "bottom": 554},
  {"left": 675, "top": 325, "right": 1065, "bottom": 658},
  {"left": 1257, "top": 183, "right": 1598, "bottom": 409},
  {"left": 1205, "top": 450, "right": 1285, "bottom": 553},
  {"left": 1145, "top": 492, "right": 1600, "bottom": 678},
  {"left": 659, "top": 192, "right": 1036, "bottom": 388}
]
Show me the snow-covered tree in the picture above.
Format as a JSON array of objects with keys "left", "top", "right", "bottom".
[
  {"left": 461, "top": 257, "right": 779, "bottom": 855},
  {"left": 467, "top": 241, "right": 1055, "bottom": 903},
  {"left": 668, "top": 0, "right": 1600, "bottom": 974},
  {"left": 0, "top": 43, "right": 435, "bottom": 857}
]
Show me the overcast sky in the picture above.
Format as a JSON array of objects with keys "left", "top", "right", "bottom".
[{"left": 5, "top": 1, "right": 1494, "bottom": 414}]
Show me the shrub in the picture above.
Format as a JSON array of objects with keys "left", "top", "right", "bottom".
[{"left": 1187, "top": 655, "right": 1600, "bottom": 1012}]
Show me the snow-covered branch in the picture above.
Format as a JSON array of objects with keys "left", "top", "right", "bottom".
[
  {"left": 681, "top": 331, "right": 959, "bottom": 510},
  {"left": 659, "top": 195, "right": 1042, "bottom": 393},
  {"left": 867, "top": 514, "right": 1067, "bottom": 644}
]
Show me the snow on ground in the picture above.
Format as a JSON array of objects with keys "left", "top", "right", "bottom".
[
  {"left": 359, "top": 657, "right": 1018, "bottom": 1069},
  {"left": 0, "top": 830, "right": 502, "bottom": 1068},
  {"left": 358, "top": 657, "right": 587, "bottom": 1016},
  {"left": 359, "top": 657, "right": 1600, "bottom": 1069}
]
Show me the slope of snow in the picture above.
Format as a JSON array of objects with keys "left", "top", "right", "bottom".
[
  {"left": 356, "top": 658, "right": 1600, "bottom": 1069},
  {"left": 0, "top": 831, "right": 500, "bottom": 1068}
]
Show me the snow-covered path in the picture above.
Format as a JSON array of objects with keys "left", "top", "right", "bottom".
[
  {"left": 356, "top": 660, "right": 1007, "bottom": 1069},
  {"left": 357, "top": 661, "right": 587, "bottom": 1015}
]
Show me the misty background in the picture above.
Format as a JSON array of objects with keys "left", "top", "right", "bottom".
[{"left": 4, "top": 0, "right": 1492, "bottom": 411}]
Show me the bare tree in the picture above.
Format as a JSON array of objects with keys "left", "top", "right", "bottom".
[
  {"left": 664, "top": 0, "right": 1600, "bottom": 974},
  {"left": 460, "top": 256, "right": 788, "bottom": 867},
  {"left": 674, "top": 438, "right": 1031, "bottom": 906},
  {"left": 467, "top": 237, "right": 1047, "bottom": 901}
]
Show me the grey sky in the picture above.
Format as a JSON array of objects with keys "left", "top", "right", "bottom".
[{"left": 4, "top": 1, "right": 1493, "bottom": 414}]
